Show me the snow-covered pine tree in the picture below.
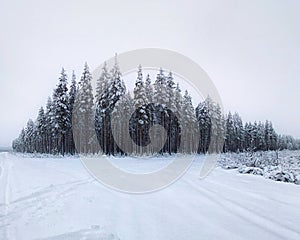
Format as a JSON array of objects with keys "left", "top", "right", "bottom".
[
  {"left": 131, "top": 65, "right": 150, "bottom": 154},
  {"left": 181, "top": 90, "right": 197, "bottom": 153},
  {"left": 173, "top": 83, "right": 183, "bottom": 152},
  {"left": 225, "top": 112, "right": 234, "bottom": 152},
  {"left": 152, "top": 68, "right": 168, "bottom": 153},
  {"left": 145, "top": 74, "right": 153, "bottom": 104},
  {"left": 196, "top": 98, "right": 210, "bottom": 153},
  {"left": 95, "top": 55, "right": 125, "bottom": 155},
  {"left": 256, "top": 121, "right": 266, "bottom": 151},
  {"left": 95, "top": 62, "right": 110, "bottom": 103},
  {"left": 214, "top": 103, "right": 225, "bottom": 153},
  {"left": 154, "top": 68, "right": 167, "bottom": 107},
  {"left": 74, "top": 63, "right": 94, "bottom": 154},
  {"left": 232, "top": 112, "right": 244, "bottom": 152},
  {"left": 207, "top": 98, "right": 219, "bottom": 153},
  {"left": 252, "top": 121, "right": 258, "bottom": 151},
  {"left": 24, "top": 119, "right": 35, "bottom": 153},
  {"left": 13, "top": 128, "right": 26, "bottom": 152},
  {"left": 52, "top": 68, "right": 69, "bottom": 155},
  {"left": 133, "top": 65, "right": 147, "bottom": 106},
  {"left": 66, "top": 71, "right": 77, "bottom": 154},
  {"left": 36, "top": 107, "right": 46, "bottom": 153},
  {"left": 45, "top": 97, "right": 55, "bottom": 153},
  {"left": 269, "top": 122, "right": 278, "bottom": 150},
  {"left": 244, "top": 122, "right": 253, "bottom": 151},
  {"left": 265, "top": 121, "right": 278, "bottom": 150},
  {"left": 165, "top": 72, "right": 179, "bottom": 153},
  {"left": 112, "top": 92, "right": 134, "bottom": 154}
]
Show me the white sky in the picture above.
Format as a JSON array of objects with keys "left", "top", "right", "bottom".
[{"left": 0, "top": 0, "right": 299, "bottom": 147}]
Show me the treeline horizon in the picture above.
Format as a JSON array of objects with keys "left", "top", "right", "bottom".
[{"left": 12, "top": 58, "right": 300, "bottom": 155}]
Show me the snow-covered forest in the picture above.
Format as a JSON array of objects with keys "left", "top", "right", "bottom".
[{"left": 12, "top": 57, "right": 300, "bottom": 155}]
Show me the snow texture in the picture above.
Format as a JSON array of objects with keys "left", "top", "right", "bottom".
[{"left": 0, "top": 151, "right": 300, "bottom": 240}]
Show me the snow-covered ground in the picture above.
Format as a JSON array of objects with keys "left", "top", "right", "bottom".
[{"left": 0, "top": 152, "right": 300, "bottom": 240}]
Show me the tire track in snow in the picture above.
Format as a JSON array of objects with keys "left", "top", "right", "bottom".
[
  {"left": 182, "top": 177, "right": 300, "bottom": 240},
  {"left": 11, "top": 178, "right": 92, "bottom": 204},
  {"left": 202, "top": 176, "right": 300, "bottom": 228},
  {"left": 0, "top": 152, "right": 12, "bottom": 240},
  {"left": 0, "top": 177, "right": 95, "bottom": 227}
]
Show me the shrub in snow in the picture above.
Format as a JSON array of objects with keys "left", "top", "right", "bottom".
[
  {"left": 265, "top": 169, "right": 296, "bottom": 183},
  {"left": 223, "top": 165, "right": 239, "bottom": 170},
  {"left": 238, "top": 166, "right": 264, "bottom": 175},
  {"left": 219, "top": 151, "right": 300, "bottom": 185},
  {"left": 294, "top": 174, "right": 300, "bottom": 185}
]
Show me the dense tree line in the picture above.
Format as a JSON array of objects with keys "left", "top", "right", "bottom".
[{"left": 12, "top": 58, "right": 300, "bottom": 155}]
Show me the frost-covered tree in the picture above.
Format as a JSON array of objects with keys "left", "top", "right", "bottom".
[
  {"left": 196, "top": 98, "right": 211, "bottom": 153},
  {"left": 13, "top": 62, "right": 298, "bottom": 155},
  {"left": 152, "top": 68, "right": 168, "bottom": 153},
  {"left": 95, "top": 55, "right": 126, "bottom": 155},
  {"left": 256, "top": 121, "right": 266, "bottom": 151},
  {"left": 225, "top": 112, "right": 244, "bottom": 152},
  {"left": 132, "top": 65, "right": 150, "bottom": 153},
  {"left": 112, "top": 92, "right": 134, "bottom": 154},
  {"left": 52, "top": 68, "right": 69, "bottom": 155},
  {"left": 66, "top": 71, "right": 77, "bottom": 154},
  {"left": 181, "top": 90, "right": 197, "bottom": 153},
  {"left": 164, "top": 72, "right": 179, "bottom": 153},
  {"left": 95, "top": 62, "right": 110, "bottom": 103},
  {"left": 74, "top": 63, "right": 94, "bottom": 154},
  {"left": 24, "top": 119, "right": 35, "bottom": 153},
  {"left": 232, "top": 112, "right": 244, "bottom": 152},
  {"left": 264, "top": 120, "right": 278, "bottom": 151},
  {"left": 44, "top": 97, "right": 55, "bottom": 153},
  {"left": 36, "top": 107, "right": 46, "bottom": 153},
  {"left": 225, "top": 112, "right": 234, "bottom": 152},
  {"left": 153, "top": 68, "right": 167, "bottom": 106},
  {"left": 145, "top": 74, "right": 153, "bottom": 104}
]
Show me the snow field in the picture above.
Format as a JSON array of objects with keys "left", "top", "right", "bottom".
[{"left": 0, "top": 152, "right": 299, "bottom": 240}]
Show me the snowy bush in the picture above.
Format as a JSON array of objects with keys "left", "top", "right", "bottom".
[
  {"left": 238, "top": 166, "right": 264, "bottom": 175},
  {"left": 294, "top": 173, "right": 300, "bottom": 185},
  {"left": 264, "top": 169, "right": 296, "bottom": 183},
  {"left": 219, "top": 150, "right": 300, "bottom": 185}
]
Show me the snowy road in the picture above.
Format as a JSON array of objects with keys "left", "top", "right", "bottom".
[{"left": 0, "top": 152, "right": 299, "bottom": 240}]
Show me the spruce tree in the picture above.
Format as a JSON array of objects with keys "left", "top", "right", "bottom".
[
  {"left": 52, "top": 68, "right": 69, "bottom": 155},
  {"left": 95, "top": 55, "right": 125, "bottom": 155},
  {"left": 74, "top": 63, "right": 94, "bottom": 154}
]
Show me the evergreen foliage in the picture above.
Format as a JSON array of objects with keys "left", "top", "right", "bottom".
[{"left": 12, "top": 59, "right": 300, "bottom": 155}]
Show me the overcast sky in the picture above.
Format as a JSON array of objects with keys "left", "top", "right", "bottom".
[{"left": 0, "top": 0, "right": 299, "bottom": 147}]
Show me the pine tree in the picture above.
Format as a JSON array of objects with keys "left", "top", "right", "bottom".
[
  {"left": 132, "top": 65, "right": 150, "bottom": 154},
  {"left": 182, "top": 90, "right": 197, "bottom": 153},
  {"left": 95, "top": 62, "right": 110, "bottom": 103},
  {"left": 13, "top": 61, "right": 295, "bottom": 155},
  {"left": 152, "top": 68, "right": 168, "bottom": 153},
  {"left": 145, "top": 74, "right": 153, "bottom": 103},
  {"left": 232, "top": 112, "right": 244, "bottom": 152},
  {"left": 66, "top": 71, "right": 77, "bottom": 154},
  {"left": 154, "top": 68, "right": 167, "bottom": 107},
  {"left": 24, "top": 119, "right": 35, "bottom": 153},
  {"left": 112, "top": 92, "right": 134, "bottom": 154},
  {"left": 44, "top": 97, "right": 55, "bottom": 153},
  {"left": 36, "top": 107, "right": 46, "bottom": 153},
  {"left": 173, "top": 83, "right": 183, "bottom": 152},
  {"left": 165, "top": 72, "right": 178, "bottom": 153},
  {"left": 74, "top": 63, "right": 94, "bottom": 154},
  {"left": 256, "top": 121, "right": 266, "bottom": 151},
  {"left": 52, "top": 68, "right": 69, "bottom": 155},
  {"left": 196, "top": 98, "right": 211, "bottom": 153},
  {"left": 225, "top": 112, "right": 234, "bottom": 152},
  {"left": 95, "top": 55, "right": 125, "bottom": 155}
]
